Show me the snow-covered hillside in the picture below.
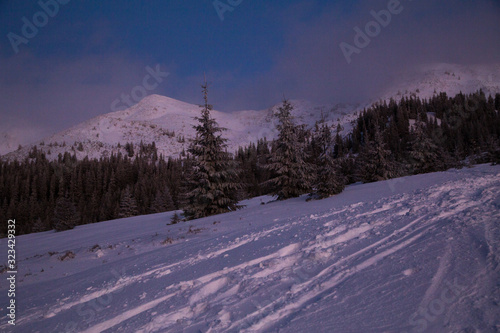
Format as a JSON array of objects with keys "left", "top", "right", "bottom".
[
  {"left": 3, "top": 63, "right": 499, "bottom": 161},
  {"left": 379, "top": 63, "right": 500, "bottom": 102},
  {"left": 1, "top": 96, "right": 358, "bottom": 161},
  {"left": 1, "top": 164, "right": 498, "bottom": 332}
]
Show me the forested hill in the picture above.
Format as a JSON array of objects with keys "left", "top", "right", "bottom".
[{"left": 0, "top": 90, "right": 499, "bottom": 236}]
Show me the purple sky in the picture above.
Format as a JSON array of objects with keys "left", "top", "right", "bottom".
[{"left": 1, "top": 0, "right": 499, "bottom": 140}]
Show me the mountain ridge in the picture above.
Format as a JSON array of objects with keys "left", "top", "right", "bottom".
[{"left": 2, "top": 63, "right": 500, "bottom": 161}]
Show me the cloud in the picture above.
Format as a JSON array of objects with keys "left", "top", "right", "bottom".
[
  {"left": 0, "top": 51, "right": 175, "bottom": 134},
  {"left": 0, "top": 0, "right": 498, "bottom": 144},
  {"left": 223, "top": 0, "right": 500, "bottom": 108}
]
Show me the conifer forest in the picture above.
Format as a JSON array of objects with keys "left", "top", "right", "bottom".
[{"left": 1, "top": 90, "right": 499, "bottom": 236}]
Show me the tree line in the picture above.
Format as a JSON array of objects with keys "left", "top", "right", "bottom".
[{"left": 1, "top": 88, "right": 499, "bottom": 236}]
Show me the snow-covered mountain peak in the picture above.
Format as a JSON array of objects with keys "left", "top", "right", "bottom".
[{"left": 123, "top": 94, "right": 200, "bottom": 120}]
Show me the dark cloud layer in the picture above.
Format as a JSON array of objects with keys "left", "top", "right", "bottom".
[
  {"left": 246, "top": 0, "right": 500, "bottom": 106},
  {"left": 0, "top": 0, "right": 499, "bottom": 140}
]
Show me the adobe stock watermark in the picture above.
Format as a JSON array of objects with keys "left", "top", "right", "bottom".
[
  {"left": 213, "top": 0, "right": 243, "bottom": 21},
  {"left": 340, "top": 0, "right": 410, "bottom": 64},
  {"left": 238, "top": 252, "right": 330, "bottom": 330},
  {"left": 110, "top": 64, "right": 169, "bottom": 112},
  {"left": 7, "top": 0, "right": 71, "bottom": 54},
  {"left": 63, "top": 267, "right": 126, "bottom": 332},
  {"left": 404, "top": 276, "right": 468, "bottom": 333}
]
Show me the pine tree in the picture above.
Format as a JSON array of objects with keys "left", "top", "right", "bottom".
[
  {"left": 333, "top": 123, "right": 346, "bottom": 158},
  {"left": 183, "top": 78, "right": 241, "bottom": 220},
  {"left": 408, "top": 119, "right": 444, "bottom": 174},
  {"left": 52, "top": 194, "right": 80, "bottom": 232},
  {"left": 169, "top": 212, "right": 182, "bottom": 225},
  {"left": 118, "top": 187, "right": 139, "bottom": 218},
  {"left": 265, "top": 99, "right": 312, "bottom": 200},
  {"left": 150, "top": 186, "right": 175, "bottom": 213},
  {"left": 311, "top": 122, "right": 345, "bottom": 199},
  {"left": 355, "top": 126, "right": 392, "bottom": 183}
]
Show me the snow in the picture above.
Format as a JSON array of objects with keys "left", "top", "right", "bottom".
[
  {"left": 0, "top": 164, "right": 499, "bottom": 332},
  {"left": 4, "top": 63, "right": 499, "bottom": 161},
  {"left": 1, "top": 96, "right": 358, "bottom": 161},
  {"left": 379, "top": 63, "right": 500, "bottom": 103}
]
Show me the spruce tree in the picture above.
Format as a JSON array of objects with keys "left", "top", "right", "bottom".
[
  {"left": 408, "top": 119, "right": 444, "bottom": 174},
  {"left": 355, "top": 126, "right": 392, "bottom": 183},
  {"left": 265, "top": 99, "right": 312, "bottom": 200},
  {"left": 150, "top": 186, "right": 175, "bottom": 213},
  {"left": 118, "top": 187, "right": 139, "bottom": 218},
  {"left": 311, "top": 122, "right": 345, "bottom": 199},
  {"left": 183, "top": 78, "right": 241, "bottom": 220},
  {"left": 52, "top": 194, "right": 79, "bottom": 232}
]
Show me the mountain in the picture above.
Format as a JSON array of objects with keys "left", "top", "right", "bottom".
[
  {"left": 2, "top": 63, "right": 500, "bottom": 161},
  {"left": 2, "top": 96, "right": 359, "bottom": 161},
  {"left": 378, "top": 63, "right": 500, "bottom": 102},
  {"left": 1, "top": 164, "right": 498, "bottom": 332}
]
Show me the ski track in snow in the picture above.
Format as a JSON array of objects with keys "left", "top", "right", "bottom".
[
  {"left": 1, "top": 166, "right": 499, "bottom": 332},
  {"left": 17, "top": 224, "right": 288, "bottom": 325}
]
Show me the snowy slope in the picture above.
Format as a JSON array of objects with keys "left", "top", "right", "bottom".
[
  {"left": 1, "top": 164, "right": 499, "bottom": 332},
  {"left": 3, "top": 63, "right": 499, "bottom": 161},
  {"left": 2, "top": 96, "right": 358, "bottom": 161},
  {"left": 379, "top": 63, "right": 500, "bottom": 102}
]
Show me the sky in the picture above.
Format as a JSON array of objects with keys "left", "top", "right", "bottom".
[{"left": 0, "top": 0, "right": 499, "bottom": 141}]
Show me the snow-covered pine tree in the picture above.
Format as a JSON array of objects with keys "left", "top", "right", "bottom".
[
  {"left": 408, "top": 119, "right": 445, "bottom": 174},
  {"left": 52, "top": 194, "right": 80, "bottom": 231},
  {"left": 118, "top": 186, "right": 139, "bottom": 218},
  {"left": 183, "top": 78, "right": 241, "bottom": 220},
  {"left": 355, "top": 126, "right": 393, "bottom": 183},
  {"left": 311, "top": 122, "right": 345, "bottom": 199},
  {"left": 265, "top": 99, "right": 313, "bottom": 200}
]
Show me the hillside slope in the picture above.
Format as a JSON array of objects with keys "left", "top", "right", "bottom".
[
  {"left": 1, "top": 164, "right": 499, "bottom": 332},
  {"left": 2, "top": 96, "right": 357, "bottom": 161},
  {"left": 379, "top": 63, "right": 500, "bottom": 102}
]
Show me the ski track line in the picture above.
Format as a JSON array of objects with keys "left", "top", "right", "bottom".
[
  {"left": 224, "top": 217, "right": 432, "bottom": 332},
  {"left": 36, "top": 225, "right": 287, "bottom": 322},
  {"left": 316, "top": 214, "right": 430, "bottom": 280},
  {"left": 137, "top": 243, "right": 302, "bottom": 332},
  {"left": 43, "top": 258, "right": 187, "bottom": 319},
  {"left": 238, "top": 176, "right": 497, "bottom": 332},
  {"left": 79, "top": 293, "right": 177, "bottom": 333},
  {"left": 238, "top": 232, "right": 427, "bottom": 332},
  {"left": 420, "top": 245, "right": 452, "bottom": 307},
  {"left": 79, "top": 243, "right": 301, "bottom": 333},
  {"left": 354, "top": 197, "right": 405, "bottom": 218},
  {"left": 213, "top": 200, "right": 432, "bottom": 331},
  {"left": 42, "top": 182, "right": 459, "bottom": 323}
]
